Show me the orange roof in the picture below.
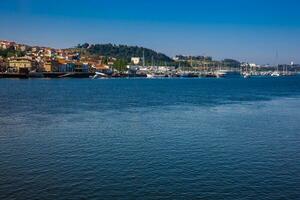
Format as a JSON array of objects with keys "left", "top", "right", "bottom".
[
  {"left": 57, "top": 59, "right": 67, "bottom": 65},
  {"left": 95, "top": 64, "right": 109, "bottom": 70}
]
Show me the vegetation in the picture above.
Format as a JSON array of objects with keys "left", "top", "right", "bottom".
[
  {"left": 75, "top": 43, "right": 174, "bottom": 65},
  {"left": 0, "top": 47, "right": 25, "bottom": 58},
  {"left": 222, "top": 59, "right": 241, "bottom": 68},
  {"left": 113, "top": 59, "right": 128, "bottom": 72}
]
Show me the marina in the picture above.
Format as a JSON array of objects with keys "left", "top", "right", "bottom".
[{"left": 0, "top": 70, "right": 297, "bottom": 79}]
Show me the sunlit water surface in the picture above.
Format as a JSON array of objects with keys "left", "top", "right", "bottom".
[{"left": 0, "top": 76, "right": 300, "bottom": 199}]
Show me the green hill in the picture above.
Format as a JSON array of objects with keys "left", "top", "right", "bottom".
[{"left": 75, "top": 43, "right": 174, "bottom": 65}]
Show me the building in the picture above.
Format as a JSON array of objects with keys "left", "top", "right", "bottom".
[
  {"left": 74, "top": 62, "right": 89, "bottom": 73},
  {"left": 0, "top": 40, "right": 16, "bottom": 50},
  {"left": 91, "top": 63, "right": 110, "bottom": 73},
  {"left": 8, "top": 57, "right": 32, "bottom": 73},
  {"left": 18, "top": 45, "right": 27, "bottom": 52},
  {"left": 0, "top": 57, "right": 7, "bottom": 72},
  {"left": 131, "top": 57, "right": 141, "bottom": 65},
  {"left": 42, "top": 59, "right": 69, "bottom": 72},
  {"left": 43, "top": 61, "right": 52, "bottom": 72}
]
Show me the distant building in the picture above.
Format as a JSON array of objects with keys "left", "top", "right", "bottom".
[
  {"left": 131, "top": 57, "right": 141, "bottom": 65},
  {"left": 31, "top": 47, "right": 39, "bottom": 53},
  {"left": 45, "top": 49, "right": 52, "bottom": 57},
  {"left": 18, "top": 45, "right": 27, "bottom": 52},
  {"left": 0, "top": 40, "right": 16, "bottom": 50}
]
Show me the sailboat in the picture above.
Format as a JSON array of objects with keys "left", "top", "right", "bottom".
[
  {"left": 215, "top": 63, "right": 226, "bottom": 78},
  {"left": 271, "top": 50, "right": 280, "bottom": 77},
  {"left": 242, "top": 64, "right": 251, "bottom": 78},
  {"left": 271, "top": 70, "right": 280, "bottom": 77}
]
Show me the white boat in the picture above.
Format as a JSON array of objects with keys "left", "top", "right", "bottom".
[
  {"left": 92, "top": 72, "right": 108, "bottom": 79},
  {"left": 242, "top": 72, "right": 251, "bottom": 78},
  {"left": 271, "top": 71, "right": 280, "bottom": 77},
  {"left": 215, "top": 70, "right": 227, "bottom": 78},
  {"left": 146, "top": 74, "right": 154, "bottom": 78},
  {"left": 243, "top": 73, "right": 251, "bottom": 78}
]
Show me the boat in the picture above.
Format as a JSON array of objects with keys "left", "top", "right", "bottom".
[
  {"left": 92, "top": 72, "right": 108, "bottom": 79},
  {"left": 146, "top": 74, "right": 155, "bottom": 78},
  {"left": 242, "top": 64, "right": 251, "bottom": 78},
  {"left": 271, "top": 52, "right": 281, "bottom": 77},
  {"left": 204, "top": 72, "right": 217, "bottom": 78},
  {"left": 271, "top": 71, "right": 280, "bottom": 77},
  {"left": 215, "top": 70, "right": 227, "bottom": 78},
  {"left": 243, "top": 73, "right": 251, "bottom": 78}
]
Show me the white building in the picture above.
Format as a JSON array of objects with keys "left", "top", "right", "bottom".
[{"left": 131, "top": 57, "right": 141, "bottom": 65}]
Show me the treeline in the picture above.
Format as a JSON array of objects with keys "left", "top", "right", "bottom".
[
  {"left": 0, "top": 47, "right": 25, "bottom": 58},
  {"left": 222, "top": 59, "right": 241, "bottom": 68},
  {"left": 76, "top": 43, "right": 174, "bottom": 65}
]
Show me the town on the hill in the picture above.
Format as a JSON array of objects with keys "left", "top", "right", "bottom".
[{"left": 0, "top": 40, "right": 299, "bottom": 79}]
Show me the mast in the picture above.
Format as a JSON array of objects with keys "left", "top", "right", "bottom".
[
  {"left": 276, "top": 50, "right": 279, "bottom": 72},
  {"left": 151, "top": 55, "right": 154, "bottom": 67},
  {"left": 143, "top": 50, "right": 145, "bottom": 67}
]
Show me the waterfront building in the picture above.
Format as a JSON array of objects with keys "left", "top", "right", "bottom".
[
  {"left": 43, "top": 61, "right": 52, "bottom": 72},
  {"left": 66, "top": 63, "right": 75, "bottom": 72},
  {"left": 73, "top": 62, "right": 89, "bottom": 73},
  {"left": 8, "top": 57, "right": 32, "bottom": 73},
  {"left": 42, "top": 59, "right": 73, "bottom": 72}
]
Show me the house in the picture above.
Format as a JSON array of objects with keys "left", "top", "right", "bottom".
[{"left": 0, "top": 40, "right": 16, "bottom": 50}]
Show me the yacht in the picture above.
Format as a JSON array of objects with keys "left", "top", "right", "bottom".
[
  {"left": 146, "top": 74, "right": 154, "bottom": 78},
  {"left": 271, "top": 71, "right": 280, "bottom": 77},
  {"left": 92, "top": 72, "right": 108, "bottom": 79},
  {"left": 215, "top": 70, "right": 227, "bottom": 78}
]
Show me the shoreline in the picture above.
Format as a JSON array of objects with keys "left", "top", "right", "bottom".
[{"left": 0, "top": 72, "right": 298, "bottom": 79}]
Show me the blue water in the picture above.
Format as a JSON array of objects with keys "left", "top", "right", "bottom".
[{"left": 0, "top": 76, "right": 300, "bottom": 199}]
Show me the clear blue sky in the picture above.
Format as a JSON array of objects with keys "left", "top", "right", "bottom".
[{"left": 1, "top": 0, "right": 300, "bottom": 64}]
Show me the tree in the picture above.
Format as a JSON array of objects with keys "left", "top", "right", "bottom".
[
  {"left": 113, "top": 59, "right": 128, "bottom": 72},
  {"left": 222, "top": 59, "right": 240, "bottom": 68}
]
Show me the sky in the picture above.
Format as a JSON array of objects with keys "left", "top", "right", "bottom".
[{"left": 1, "top": 0, "right": 300, "bottom": 64}]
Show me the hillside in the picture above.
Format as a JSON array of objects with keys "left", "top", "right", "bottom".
[{"left": 74, "top": 43, "right": 174, "bottom": 65}]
